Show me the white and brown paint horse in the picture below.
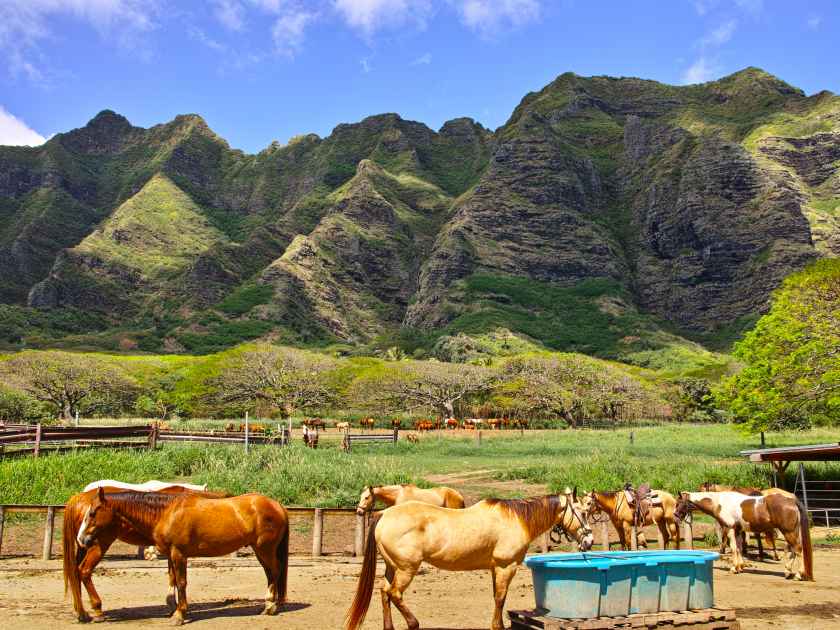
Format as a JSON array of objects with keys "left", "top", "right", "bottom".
[
  {"left": 345, "top": 490, "right": 593, "bottom": 630},
  {"left": 356, "top": 483, "right": 465, "bottom": 514},
  {"left": 698, "top": 483, "right": 796, "bottom": 560},
  {"left": 583, "top": 489, "right": 680, "bottom": 549},
  {"left": 677, "top": 491, "right": 813, "bottom": 580}
]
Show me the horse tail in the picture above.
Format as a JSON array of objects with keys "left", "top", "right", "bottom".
[
  {"left": 63, "top": 496, "right": 84, "bottom": 609},
  {"left": 797, "top": 499, "right": 814, "bottom": 581},
  {"left": 345, "top": 514, "right": 380, "bottom": 630},
  {"left": 276, "top": 518, "right": 290, "bottom": 602}
]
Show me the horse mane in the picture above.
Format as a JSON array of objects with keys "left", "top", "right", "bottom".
[
  {"left": 485, "top": 495, "right": 561, "bottom": 539},
  {"left": 103, "top": 491, "right": 181, "bottom": 526}
]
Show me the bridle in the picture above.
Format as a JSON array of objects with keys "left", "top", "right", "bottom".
[
  {"left": 550, "top": 497, "right": 592, "bottom": 545},
  {"left": 674, "top": 495, "right": 695, "bottom": 525}
]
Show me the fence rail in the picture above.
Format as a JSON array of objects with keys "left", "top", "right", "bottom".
[
  {"left": 0, "top": 424, "right": 289, "bottom": 458},
  {"left": 0, "top": 503, "right": 365, "bottom": 561}
]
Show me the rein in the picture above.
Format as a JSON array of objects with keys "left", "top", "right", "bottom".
[{"left": 550, "top": 498, "right": 591, "bottom": 545}]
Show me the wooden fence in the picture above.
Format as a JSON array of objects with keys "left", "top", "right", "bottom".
[
  {"left": 0, "top": 424, "right": 289, "bottom": 458},
  {"left": 0, "top": 503, "right": 367, "bottom": 560}
]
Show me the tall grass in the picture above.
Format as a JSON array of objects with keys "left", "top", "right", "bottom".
[{"left": 2, "top": 425, "right": 837, "bottom": 507}]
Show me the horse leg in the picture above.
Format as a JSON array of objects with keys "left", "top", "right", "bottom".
[
  {"left": 619, "top": 521, "right": 632, "bottom": 550},
  {"left": 169, "top": 550, "right": 188, "bottom": 626},
  {"left": 78, "top": 536, "right": 115, "bottom": 622},
  {"left": 667, "top": 518, "right": 680, "bottom": 550},
  {"left": 254, "top": 542, "right": 281, "bottom": 615},
  {"left": 384, "top": 568, "right": 420, "bottom": 630},
  {"left": 727, "top": 528, "right": 742, "bottom": 574},
  {"left": 782, "top": 529, "right": 803, "bottom": 580},
  {"left": 166, "top": 557, "right": 177, "bottom": 613},
  {"left": 766, "top": 530, "right": 779, "bottom": 561},
  {"left": 380, "top": 563, "right": 396, "bottom": 630},
  {"left": 490, "top": 565, "right": 518, "bottom": 630}
]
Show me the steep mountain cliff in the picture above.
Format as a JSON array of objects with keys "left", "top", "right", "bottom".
[{"left": 1, "top": 68, "right": 837, "bottom": 355}]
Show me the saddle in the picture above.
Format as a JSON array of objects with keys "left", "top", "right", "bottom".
[{"left": 623, "top": 483, "right": 660, "bottom": 527}]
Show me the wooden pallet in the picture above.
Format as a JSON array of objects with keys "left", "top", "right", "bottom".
[{"left": 509, "top": 607, "right": 740, "bottom": 630}]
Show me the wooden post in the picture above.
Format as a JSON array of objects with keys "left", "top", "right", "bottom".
[
  {"left": 682, "top": 520, "right": 693, "bottom": 550},
  {"left": 475, "top": 430, "right": 482, "bottom": 446},
  {"left": 354, "top": 513, "right": 365, "bottom": 557},
  {"left": 629, "top": 431, "right": 634, "bottom": 445},
  {"left": 393, "top": 427, "right": 398, "bottom": 443},
  {"left": 75, "top": 410, "right": 79, "bottom": 427},
  {"left": 42, "top": 506, "right": 55, "bottom": 561},
  {"left": 244, "top": 411, "right": 250, "bottom": 455},
  {"left": 539, "top": 532, "right": 549, "bottom": 553},
  {"left": 148, "top": 423, "right": 158, "bottom": 450},
  {"left": 630, "top": 525, "right": 639, "bottom": 550},
  {"left": 760, "top": 431, "right": 766, "bottom": 448},
  {"left": 599, "top": 520, "right": 610, "bottom": 551},
  {"left": 312, "top": 508, "right": 324, "bottom": 557},
  {"left": 799, "top": 463, "right": 810, "bottom": 513},
  {"left": 34, "top": 423, "right": 42, "bottom": 458},
  {"left": 0, "top": 505, "right": 5, "bottom": 557}
]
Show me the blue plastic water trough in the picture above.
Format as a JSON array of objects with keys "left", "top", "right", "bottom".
[{"left": 524, "top": 550, "right": 719, "bottom": 619}]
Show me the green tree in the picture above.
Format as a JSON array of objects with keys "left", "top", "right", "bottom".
[{"left": 716, "top": 259, "right": 840, "bottom": 431}]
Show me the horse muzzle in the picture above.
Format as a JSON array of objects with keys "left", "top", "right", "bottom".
[
  {"left": 78, "top": 534, "right": 95, "bottom": 548},
  {"left": 578, "top": 531, "right": 594, "bottom": 552},
  {"left": 355, "top": 508, "right": 366, "bottom": 516}
]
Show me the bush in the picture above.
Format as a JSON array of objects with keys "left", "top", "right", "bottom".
[{"left": 0, "top": 387, "right": 52, "bottom": 424}]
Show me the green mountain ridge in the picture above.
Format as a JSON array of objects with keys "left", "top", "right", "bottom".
[{"left": 0, "top": 68, "right": 838, "bottom": 359}]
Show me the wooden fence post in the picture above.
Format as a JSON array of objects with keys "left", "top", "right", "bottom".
[
  {"left": 393, "top": 427, "right": 398, "bottom": 443},
  {"left": 42, "top": 506, "right": 55, "bottom": 560},
  {"left": 312, "top": 508, "right": 324, "bottom": 557},
  {"left": 0, "top": 505, "right": 5, "bottom": 557},
  {"left": 34, "top": 423, "right": 42, "bottom": 458},
  {"left": 148, "top": 423, "right": 158, "bottom": 450},
  {"left": 681, "top": 520, "right": 693, "bottom": 550},
  {"left": 599, "top": 520, "right": 610, "bottom": 551},
  {"left": 354, "top": 513, "right": 365, "bottom": 557},
  {"left": 475, "top": 430, "right": 482, "bottom": 447}
]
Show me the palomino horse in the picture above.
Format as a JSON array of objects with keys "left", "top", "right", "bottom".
[
  {"left": 676, "top": 491, "right": 813, "bottom": 580},
  {"left": 76, "top": 488, "right": 289, "bottom": 625},
  {"left": 63, "top": 483, "right": 221, "bottom": 622},
  {"left": 697, "top": 483, "right": 796, "bottom": 560},
  {"left": 345, "top": 490, "right": 593, "bottom": 630},
  {"left": 583, "top": 489, "right": 680, "bottom": 550},
  {"left": 356, "top": 483, "right": 465, "bottom": 514}
]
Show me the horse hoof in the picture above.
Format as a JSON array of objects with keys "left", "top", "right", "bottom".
[
  {"left": 170, "top": 614, "right": 185, "bottom": 626},
  {"left": 793, "top": 573, "right": 803, "bottom": 581},
  {"left": 262, "top": 604, "right": 278, "bottom": 616},
  {"left": 76, "top": 613, "right": 92, "bottom": 624}
]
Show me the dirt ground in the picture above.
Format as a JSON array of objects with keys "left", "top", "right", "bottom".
[{"left": 1, "top": 548, "right": 838, "bottom": 630}]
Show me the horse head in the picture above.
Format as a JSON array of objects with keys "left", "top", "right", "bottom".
[
  {"left": 356, "top": 486, "right": 376, "bottom": 515},
  {"left": 556, "top": 489, "right": 593, "bottom": 551},
  {"left": 674, "top": 491, "right": 694, "bottom": 521},
  {"left": 77, "top": 487, "right": 116, "bottom": 548}
]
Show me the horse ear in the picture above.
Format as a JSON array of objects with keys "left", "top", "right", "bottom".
[
  {"left": 563, "top": 486, "right": 572, "bottom": 496},
  {"left": 97, "top": 486, "right": 106, "bottom": 503},
  {"left": 573, "top": 486, "right": 578, "bottom": 502}
]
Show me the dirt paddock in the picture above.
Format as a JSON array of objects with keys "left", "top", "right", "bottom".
[{"left": 1, "top": 550, "right": 838, "bottom": 630}]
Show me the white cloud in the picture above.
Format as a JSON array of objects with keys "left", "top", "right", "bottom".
[
  {"left": 807, "top": 15, "right": 821, "bottom": 30},
  {"left": 272, "top": 9, "right": 316, "bottom": 56},
  {"left": 333, "top": 0, "right": 434, "bottom": 36},
  {"left": 456, "top": 0, "right": 541, "bottom": 35},
  {"left": 700, "top": 19, "right": 736, "bottom": 47},
  {"left": 411, "top": 52, "right": 432, "bottom": 65},
  {"left": 681, "top": 57, "right": 718, "bottom": 84},
  {"left": 0, "top": 0, "right": 158, "bottom": 83},
  {"left": 0, "top": 106, "right": 47, "bottom": 146},
  {"left": 214, "top": 0, "right": 245, "bottom": 31}
]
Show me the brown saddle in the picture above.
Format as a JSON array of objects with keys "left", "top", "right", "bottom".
[{"left": 623, "top": 483, "right": 660, "bottom": 527}]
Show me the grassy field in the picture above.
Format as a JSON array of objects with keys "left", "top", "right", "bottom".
[{"left": 2, "top": 425, "right": 838, "bottom": 508}]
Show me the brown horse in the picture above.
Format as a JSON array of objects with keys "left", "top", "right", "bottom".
[
  {"left": 583, "top": 489, "right": 680, "bottom": 550},
  {"left": 63, "top": 484, "right": 222, "bottom": 623},
  {"left": 345, "top": 490, "right": 593, "bottom": 630},
  {"left": 677, "top": 491, "right": 813, "bottom": 580},
  {"left": 356, "top": 483, "right": 465, "bottom": 514},
  {"left": 77, "top": 488, "right": 290, "bottom": 625}
]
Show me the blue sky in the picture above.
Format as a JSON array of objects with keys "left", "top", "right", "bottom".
[{"left": 0, "top": 1, "right": 837, "bottom": 152}]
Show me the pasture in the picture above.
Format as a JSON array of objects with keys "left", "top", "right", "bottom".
[{"left": 3, "top": 424, "right": 840, "bottom": 508}]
